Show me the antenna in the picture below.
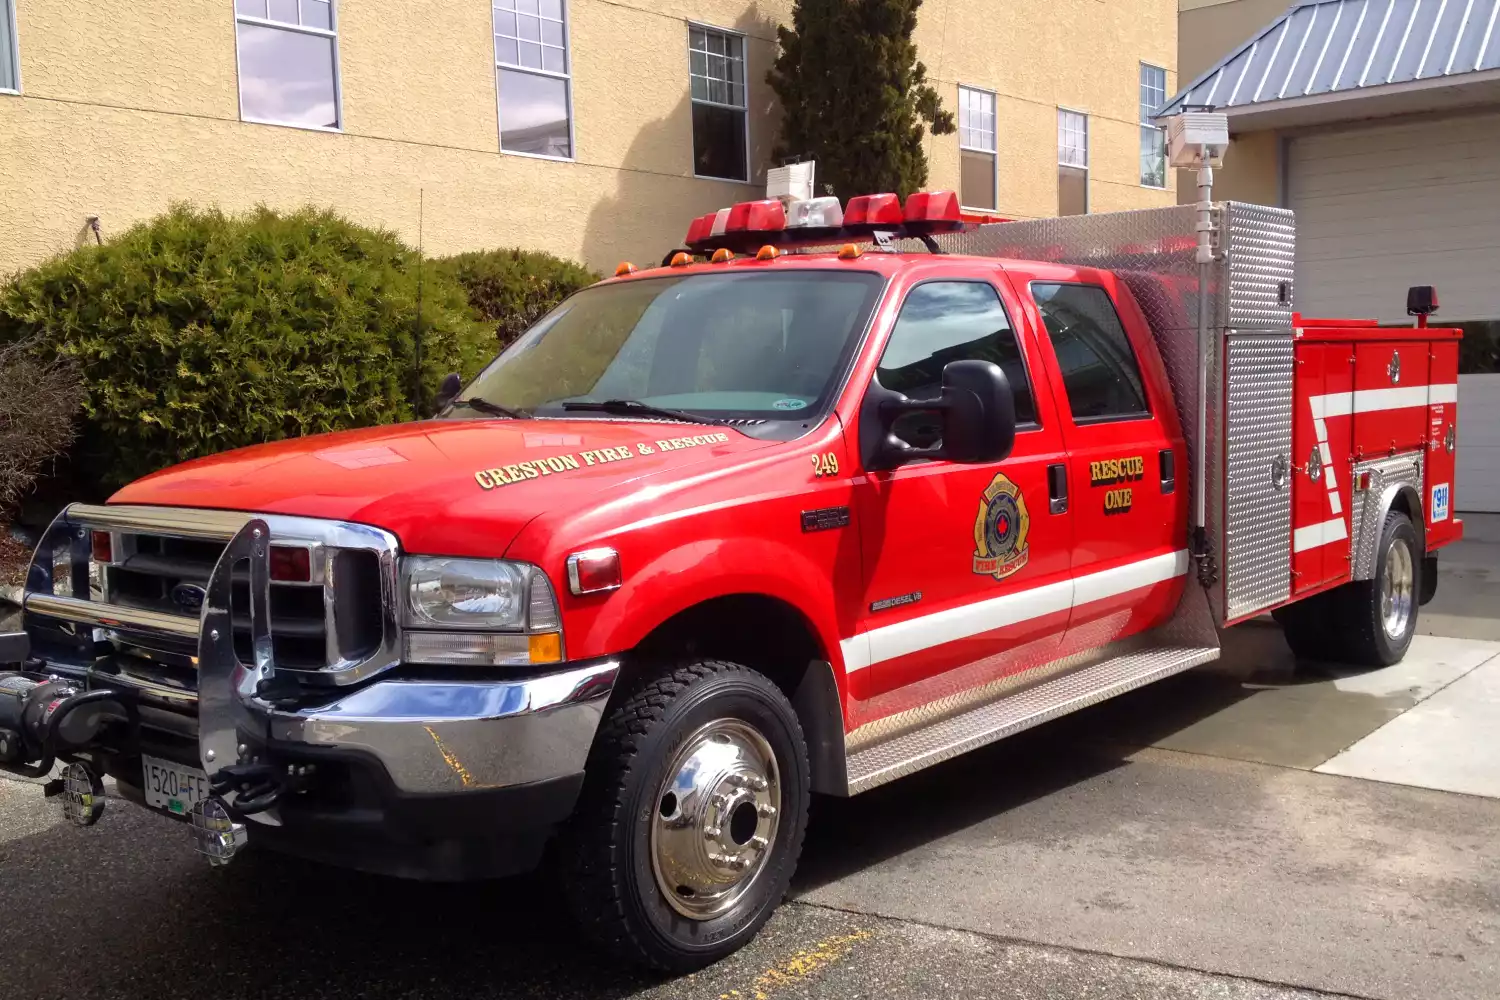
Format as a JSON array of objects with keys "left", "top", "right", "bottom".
[{"left": 413, "top": 188, "right": 425, "bottom": 415}]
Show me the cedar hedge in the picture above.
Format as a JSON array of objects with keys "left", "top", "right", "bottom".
[
  {"left": 436, "top": 247, "right": 598, "bottom": 351},
  {"left": 0, "top": 205, "right": 503, "bottom": 495}
]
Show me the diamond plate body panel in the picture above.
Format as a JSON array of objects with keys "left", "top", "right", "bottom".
[
  {"left": 845, "top": 641, "right": 1219, "bottom": 794},
  {"left": 1350, "top": 453, "right": 1424, "bottom": 581},
  {"left": 1221, "top": 203, "right": 1296, "bottom": 330},
  {"left": 1223, "top": 334, "right": 1294, "bottom": 618}
]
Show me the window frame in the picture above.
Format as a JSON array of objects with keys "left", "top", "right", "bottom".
[
  {"left": 1138, "top": 63, "right": 1168, "bottom": 189},
  {"left": 1028, "top": 280, "right": 1153, "bottom": 426},
  {"left": 1, "top": 0, "right": 20, "bottom": 95},
  {"left": 687, "top": 21, "right": 752, "bottom": 184},
  {"left": 1057, "top": 107, "right": 1089, "bottom": 215},
  {"left": 957, "top": 84, "right": 999, "bottom": 214},
  {"left": 494, "top": 0, "right": 576, "bottom": 162},
  {"left": 233, "top": 0, "right": 344, "bottom": 133},
  {"left": 876, "top": 278, "right": 1042, "bottom": 434}
]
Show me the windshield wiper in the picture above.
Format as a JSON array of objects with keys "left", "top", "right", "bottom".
[
  {"left": 450, "top": 397, "right": 528, "bottom": 419},
  {"left": 560, "top": 399, "right": 726, "bottom": 426}
]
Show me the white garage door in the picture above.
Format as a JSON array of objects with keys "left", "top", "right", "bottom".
[
  {"left": 1289, "top": 114, "right": 1500, "bottom": 511},
  {"left": 1288, "top": 113, "right": 1500, "bottom": 325}
]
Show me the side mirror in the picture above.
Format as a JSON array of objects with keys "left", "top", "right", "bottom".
[
  {"left": 860, "top": 359, "right": 1016, "bottom": 472},
  {"left": 436, "top": 372, "right": 462, "bottom": 409}
]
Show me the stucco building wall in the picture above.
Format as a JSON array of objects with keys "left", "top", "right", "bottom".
[{"left": 2, "top": 0, "right": 1177, "bottom": 276}]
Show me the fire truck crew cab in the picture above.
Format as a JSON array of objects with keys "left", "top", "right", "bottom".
[{"left": 1, "top": 153, "right": 1463, "bottom": 969}]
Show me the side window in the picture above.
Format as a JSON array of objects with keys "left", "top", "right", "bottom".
[
  {"left": 876, "top": 281, "right": 1037, "bottom": 449},
  {"left": 1031, "top": 283, "right": 1149, "bottom": 422}
]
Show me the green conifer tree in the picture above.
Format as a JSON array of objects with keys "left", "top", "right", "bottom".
[{"left": 767, "top": 0, "right": 956, "bottom": 201}]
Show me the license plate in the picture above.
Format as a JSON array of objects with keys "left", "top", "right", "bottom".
[{"left": 141, "top": 754, "right": 210, "bottom": 816}]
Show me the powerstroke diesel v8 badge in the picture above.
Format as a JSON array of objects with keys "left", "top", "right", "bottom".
[
  {"left": 972, "top": 473, "right": 1030, "bottom": 580},
  {"left": 473, "top": 433, "right": 731, "bottom": 490}
]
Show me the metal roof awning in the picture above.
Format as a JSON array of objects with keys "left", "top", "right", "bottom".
[{"left": 1159, "top": 0, "right": 1500, "bottom": 129}]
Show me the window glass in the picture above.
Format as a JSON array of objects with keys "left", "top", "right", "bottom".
[
  {"left": 877, "top": 282, "right": 1036, "bottom": 448},
  {"left": 455, "top": 271, "right": 884, "bottom": 433},
  {"left": 1139, "top": 64, "right": 1167, "bottom": 188},
  {"left": 1057, "top": 109, "right": 1088, "bottom": 215},
  {"left": 959, "top": 86, "right": 996, "bottom": 211},
  {"left": 0, "top": 0, "right": 18, "bottom": 92},
  {"left": 236, "top": 16, "right": 339, "bottom": 129},
  {"left": 690, "top": 26, "right": 748, "bottom": 181},
  {"left": 1031, "top": 283, "right": 1149, "bottom": 421},
  {"left": 495, "top": 0, "right": 571, "bottom": 157}
]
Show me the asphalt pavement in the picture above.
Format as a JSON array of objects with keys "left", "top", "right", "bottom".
[{"left": 2, "top": 519, "right": 1497, "bottom": 999}]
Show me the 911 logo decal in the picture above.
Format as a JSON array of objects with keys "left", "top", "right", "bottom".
[
  {"left": 972, "top": 473, "right": 1030, "bottom": 580},
  {"left": 1432, "top": 482, "right": 1450, "bottom": 522}
]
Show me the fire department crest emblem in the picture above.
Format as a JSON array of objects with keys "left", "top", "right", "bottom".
[{"left": 972, "top": 473, "right": 1030, "bottom": 580}]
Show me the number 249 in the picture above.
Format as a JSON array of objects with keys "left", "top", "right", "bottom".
[{"left": 811, "top": 453, "right": 840, "bottom": 478}]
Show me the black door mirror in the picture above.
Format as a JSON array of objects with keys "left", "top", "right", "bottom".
[
  {"left": 860, "top": 359, "right": 1016, "bottom": 472},
  {"left": 436, "top": 372, "right": 463, "bottom": 409}
]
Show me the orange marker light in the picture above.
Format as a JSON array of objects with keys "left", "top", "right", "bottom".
[
  {"left": 756, "top": 245, "right": 780, "bottom": 261},
  {"left": 670, "top": 252, "right": 692, "bottom": 267},
  {"left": 528, "top": 632, "right": 563, "bottom": 664},
  {"left": 837, "top": 243, "right": 863, "bottom": 260},
  {"left": 614, "top": 261, "right": 638, "bottom": 276},
  {"left": 711, "top": 248, "right": 735, "bottom": 263}
]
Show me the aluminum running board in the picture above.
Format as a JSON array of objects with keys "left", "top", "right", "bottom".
[{"left": 845, "top": 644, "right": 1220, "bottom": 794}]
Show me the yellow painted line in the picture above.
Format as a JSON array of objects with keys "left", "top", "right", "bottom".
[
  {"left": 423, "top": 726, "right": 477, "bottom": 788},
  {"left": 720, "top": 929, "right": 874, "bottom": 1000}
]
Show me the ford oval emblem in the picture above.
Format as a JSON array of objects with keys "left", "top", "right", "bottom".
[{"left": 171, "top": 584, "right": 207, "bottom": 614}]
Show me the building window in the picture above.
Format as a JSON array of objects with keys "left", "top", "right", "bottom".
[
  {"left": 1057, "top": 109, "right": 1088, "bottom": 216},
  {"left": 234, "top": 0, "right": 340, "bottom": 130},
  {"left": 958, "top": 86, "right": 997, "bottom": 212},
  {"left": 689, "top": 25, "right": 748, "bottom": 182},
  {"left": 494, "top": 0, "right": 572, "bottom": 158},
  {"left": 1, "top": 0, "right": 19, "bottom": 93},
  {"left": 1139, "top": 63, "right": 1167, "bottom": 188}
]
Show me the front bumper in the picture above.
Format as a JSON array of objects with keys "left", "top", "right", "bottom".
[{"left": 15, "top": 504, "right": 621, "bottom": 878}]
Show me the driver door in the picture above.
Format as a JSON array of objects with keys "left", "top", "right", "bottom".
[{"left": 848, "top": 271, "right": 1073, "bottom": 724}]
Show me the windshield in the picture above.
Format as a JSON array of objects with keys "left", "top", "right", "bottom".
[{"left": 446, "top": 270, "right": 886, "bottom": 437}]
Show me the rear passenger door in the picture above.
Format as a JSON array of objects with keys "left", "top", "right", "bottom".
[
  {"left": 850, "top": 272, "right": 1073, "bottom": 714},
  {"left": 1017, "top": 276, "right": 1188, "bottom": 645}
]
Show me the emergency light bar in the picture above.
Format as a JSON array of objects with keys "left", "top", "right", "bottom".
[{"left": 682, "top": 190, "right": 966, "bottom": 255}]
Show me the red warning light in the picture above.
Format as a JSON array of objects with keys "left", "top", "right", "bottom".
[{"left": 843, "top": 193, "right": 903, "bottom": 226}]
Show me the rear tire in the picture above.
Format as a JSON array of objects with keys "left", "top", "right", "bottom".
[
  {"left": 559, "top": 659, "right": 809, "bottom": 972},
  {"left": 1280, "top": 510, "right": 1420, "bottom": 668}
]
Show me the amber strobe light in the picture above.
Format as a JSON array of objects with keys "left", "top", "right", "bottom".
[{"left": 567, "top": 548, "right": 622, "bottom": 595}]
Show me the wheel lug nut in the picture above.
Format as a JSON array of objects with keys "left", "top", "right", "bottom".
[
  {"left": 758, "top": 803, "right": 778, "bottom": 818},
  {"left": 727, "top": 773, "right": 746, "bottom": 787},
  {"left": 749, "top": 776, "right": 768, "bottom": 791},
  {"left": 749, "top": 835, "right": 769, "bottom": 850},
  {"left": 704, "top": 826, "right": 721, "bottom": 839},
  {"left": 711, "top": 793, "right": 728, "bottom": 808}
]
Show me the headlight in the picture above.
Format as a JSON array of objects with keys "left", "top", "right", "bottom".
[{"left": 401, "top": 557, "right": 564, "bottom": 667}]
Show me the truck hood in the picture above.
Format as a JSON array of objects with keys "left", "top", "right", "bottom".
[{"left": 111, "top": 419, "right": 774, "bottom": 555}]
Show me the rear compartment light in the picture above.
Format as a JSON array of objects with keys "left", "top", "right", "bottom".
[
  {"left": 269, "top": 545, "right": 312, "bottom": 583},
  {"left": 90, "top": 531, "right": 113, "bottom": 563},
  {"left": 904, "top": 190, "right": 961, "bottom": 223},
  {"left": 843, "top": 193, "right": 903, "bottom": 226},
  {"left": 567, "top": 547, "right": 622, "bottom": 596},
  {"left": 725, "top": 199, "right": 786, "bottom": 233}
]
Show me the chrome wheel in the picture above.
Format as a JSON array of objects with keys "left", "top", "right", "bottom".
[
  {"left": 650, "top": 718, "right": 781, "bottom": 920},
  {"left": 1381, "top": 536, "right": 1415, "bottom": 641}
]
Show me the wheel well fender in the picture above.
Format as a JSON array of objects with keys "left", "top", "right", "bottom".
[{"left": 1356, "top": 482, "right": 1424, "bottom": 580}]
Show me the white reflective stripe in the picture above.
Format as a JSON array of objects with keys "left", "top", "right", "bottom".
[
  {"left": 1294, "top": 517, "right": 1348, "bottom": 552},
  {"left": 1428, "top": 382, "right": 1458, "bottom": 404},
  {"left": 841, "top": 635, "right": 872, "bottom": 674},
  {"left": 1310, "top": 392, "right": 1352, "bottom": 419},
  {"left": 1070, "top": 549, "right": 1190, "bottom": 608},
  {"left": 1314, "top": 418, "right": 1328, "bottom": 442},
  {"left": 1353, "top": 385, "right": 1433, "bottom": 412},
  {"left": 847, "top": 550, "right": 1189, "bottom": 672},
  {"left": 1318, "top": 442, "right": 1334, "bottom": 465},
  {"left": 1323, "top": 462, "right": 1338, "bottom": 489},
  {"left": 1329, "top": 490, "right": 1343, "bottom": 515}
]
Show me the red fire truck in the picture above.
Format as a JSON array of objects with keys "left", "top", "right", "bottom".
[{"left": 0, "top": 157, "right": 1463, "bottom": 968}]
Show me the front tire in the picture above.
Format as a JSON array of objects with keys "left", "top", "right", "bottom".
[{"left": 560, "top": 660, "right": 810, "bottom": 971}]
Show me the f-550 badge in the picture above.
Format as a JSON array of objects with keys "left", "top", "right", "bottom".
[{"left": 972, "top": 473, "right": 1030, "bottom": 581}]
